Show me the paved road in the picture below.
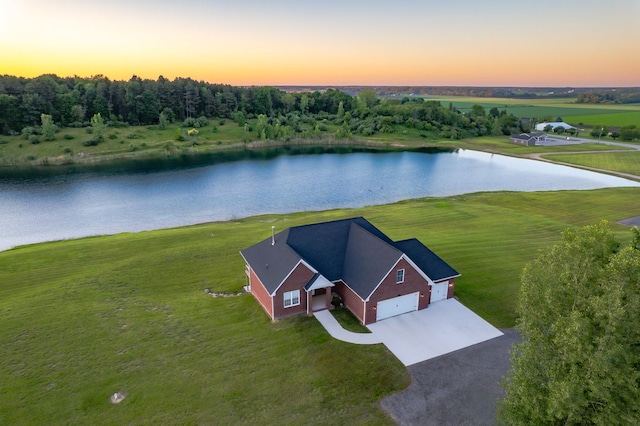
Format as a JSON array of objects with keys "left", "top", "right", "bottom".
[{"left": 381, "top": 328, "right": 521, "bottom": 426}]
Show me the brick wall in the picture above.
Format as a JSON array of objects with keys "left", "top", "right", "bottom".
[
  {"left": 249, "top": 267, "right": 274, "bottom": 320},
  {"left": 333, "top": 281, "right": 366, "bottom": 324},
  {"left": 272, "top": 263, "right": 315, "bottom": 319},
  {"left": 364, "top": 258, "right": 430, "bottom": 325}
]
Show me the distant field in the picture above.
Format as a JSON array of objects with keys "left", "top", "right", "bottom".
[
  {"left": 424, "top": 96, "right": 640, "bottom": 127},
  {"left": 563, "top": 111, "right": 640, "bottom": 127}
]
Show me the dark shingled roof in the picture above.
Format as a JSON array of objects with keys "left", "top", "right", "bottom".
[
  {"left": 239, "top": 228, "right": 304, "bottom": 295},
  {"left": 240, "top": 217, "right": 460, "bottom": 300},
  {"left": 393, "top": 239, "right": 460, "bottom": 281},
  {"left": 342, "top": 223, "right": 403, "bottom": 300}
]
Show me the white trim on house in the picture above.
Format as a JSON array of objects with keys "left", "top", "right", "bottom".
[
  {"left": 364, "top": 255, "right": 404, "bottom": 302},
  {"left": 283, "top": 290, "right": 300, "bottom": 308},
  {"left": 396, "top": 268, "right": 405, "bottom": 284},
  {"left": 376, "top": 292, "right": 420, "bottom": 321},
  {"left": 269, "top": 259, "right": 318, "bottom": 296},
  {"left": 305, "top": 274, "right": 335, "bottom": 292},
  {"left": 401, "top": 254, "right": 436, "bottom": 285}
]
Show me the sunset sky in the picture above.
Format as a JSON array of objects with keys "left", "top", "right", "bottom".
[{"left": 1, "top": 0, "right": 639, "bottom": 86}]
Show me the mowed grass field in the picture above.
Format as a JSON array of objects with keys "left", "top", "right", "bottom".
[
  {"left": 562, "top": 111, "right": 640, "bottom": 127},
  {"left": 427, "top": 96, "right": 640, "bottom": 128},
  {"left": 545, "top": 151, "right": 640, "bottom": 176},
  {"left": 2, "top": 187, "right": 640, "bottom": 424}
]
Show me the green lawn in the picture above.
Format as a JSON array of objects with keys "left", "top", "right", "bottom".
[
  {"left": 563, "top": 111, "right": 640, "bottom": 127},
  {"left": 2, "top": 187, "right": 640, "bottom": 424},
  {"left": 544, "top": 151, "right": 640, "bottom": 176}
]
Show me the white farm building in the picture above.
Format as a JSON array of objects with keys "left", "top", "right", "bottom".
[{"left": 535, "top": 122, "right": 576, "bottom": 131}]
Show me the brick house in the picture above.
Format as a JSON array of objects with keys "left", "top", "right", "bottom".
[
  {"left": 240, "top": 217, "right": 460, "bottom": 325},
  {"left": 510, "top": 132, "right": 547, "bottom": 146}
]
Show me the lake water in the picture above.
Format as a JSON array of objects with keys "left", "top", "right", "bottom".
[{"left": 1, "top": 150, "right": 638, "bottom": 251}]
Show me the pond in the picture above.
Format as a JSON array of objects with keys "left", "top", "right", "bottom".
[{"left": 1, "top": 149, "right": 638, "bottom": 251}]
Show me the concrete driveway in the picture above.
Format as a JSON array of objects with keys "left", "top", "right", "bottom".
[{"left": 366, "top": 299, "right": 503, "bottom": 366}]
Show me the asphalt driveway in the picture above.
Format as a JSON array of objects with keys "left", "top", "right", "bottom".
[
  {"left": 381, "top": 328, "right": 521, "bottom": 425},
  {"left": 366, "top": 298, "right": 504, "bottom": 366}
]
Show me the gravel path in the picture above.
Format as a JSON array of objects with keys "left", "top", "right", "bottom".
[{"left": 381, "top": 328, "right": 521, "bottom": 426}]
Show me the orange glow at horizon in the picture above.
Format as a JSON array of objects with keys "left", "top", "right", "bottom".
[{"left": 1, "top": 0, "right": 639, "bottom": 87}]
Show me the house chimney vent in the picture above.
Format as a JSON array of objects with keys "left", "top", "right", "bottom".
[{"left": 271, "top": 226, "right": 275, "bottom": 246}]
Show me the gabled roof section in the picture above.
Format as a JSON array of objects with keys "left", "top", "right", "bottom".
[
  {"left": 394, "top": 238, "right": 460, "bottom": 281},
  {"left": 285, "top": 217, "right": 392, "bottom": 281},
  {"left": 342, "top": 223, "right": 403, "bottom": 300},
  {"left": 304, "top": 273, "right": 335, "bottom": 291},
  {"left": 239, "top": 228, "right": 303, "bottom": 295},
  {"left": 240, "top": 217, "right": 460, "bottom": 300}
]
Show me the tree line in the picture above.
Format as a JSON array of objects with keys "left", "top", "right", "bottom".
[{"left": 0, "top": 74, "right": 525, "bottom": 140}]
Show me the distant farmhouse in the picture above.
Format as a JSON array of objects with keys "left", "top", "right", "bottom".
[
  {"left": 535, "top": 122, "right": 576, "bottom": 132},
  {"left": 240, "top": 217, "right": 460, "bottom": 325},
  {"left": 510, "top": 132, "right": 547, "bottom": 146}
]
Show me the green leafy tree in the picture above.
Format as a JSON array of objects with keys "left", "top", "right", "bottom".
[
  {"left": 234, "top": 111, "right": 246, "bottom": 126},
  {"left": 158, "top": 111, "right": 169, "bottom": 130},
  {"left": 470, "top": 104, "right": 486, "bottom": 118},
  {"left": 336, "top": 101, "right": 345, "bottom": 121},
  {"left": 40, "top": 113, "right": 56, "bottom": 141},
  {"left": 0, "top": 94, "right": 21, "bottom": 134},
  {"left": 90, "top": 113, "right": 105, "bottom": 143},
  {"left": 71, "top": 104, "right": 86, "bottom": 125},
  {"left": 620, "top": 125, "right": 639, "bottom": 142},
  {"left": 356, "top": 89, "right": 378, "bottom": 117},
  {"left": 500, "top": 222, "right": 640, "bottom": 425}
]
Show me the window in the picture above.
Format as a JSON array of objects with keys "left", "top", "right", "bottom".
[
  {"left": 396, "top": 269, "right": 405, "bottom": 284},
  {"left": 283, "top": 290, "right": 300, "bottom": 308}
]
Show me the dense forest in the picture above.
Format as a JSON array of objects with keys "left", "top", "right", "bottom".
[{"left": 0, "top": 74, "right": 526, "bottom": 140}]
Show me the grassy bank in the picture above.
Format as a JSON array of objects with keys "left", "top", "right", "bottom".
[
  {"left": 2, "top": 187, "right": 639, "bottom": 424},
  {"left": 545, "top": 151, "right": 640, "bottom": 176}
]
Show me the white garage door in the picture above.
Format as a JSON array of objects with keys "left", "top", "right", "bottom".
[
  {"left": 430, "top": 282, "right": 448, "bottom": 302},
  {"left": 376, "top": 292, "right": 419, "bottom": 321}
]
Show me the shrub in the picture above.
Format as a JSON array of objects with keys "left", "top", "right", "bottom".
[
  {"left": 218, "top": 119, "right": 225, "bottom": 126},
  {"left": 0, "top": 139, "right": 8, "bottom": 145},
  {"left": 126, "top": 133, "right": 141, "bottom": 139},
  {"left": 63, "top": 134, "right": 74, "bottom": 140},
  {"left": 175, "top": 128, "right": 185, "bottom": 142},
  {"left": 196, "top": 116, "right": 209, "bottom": 127},
  {"left": 25, "top": 154, "right": 37, "bottom": 161},
  {"left": 128, "top": 143, "right": 137, "bottom": 151},
  {"left": 182, "top": 117, "right": 196, "bottom": 127},
  {"left": 29, "top": 135, "right": 40, "bottom": 144},
  {"left": 82, "top": 139, "right": 99, "bottom": 146},
  {"left": 62, "top": 147, "right": 72, "bottom": 154},
  {"left": 21, "top": 127, "right": 38, "bottom": 139},
  {"left": 109, "top": 133, "right": 118, "bottom": 139}
]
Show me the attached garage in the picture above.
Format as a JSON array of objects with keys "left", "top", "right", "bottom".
[
  {"left": 430, "top": 282, "right": 448, "bottom": 302},
  {"left": 376, "top": 292, "right": 419, "bottom": 321}
]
